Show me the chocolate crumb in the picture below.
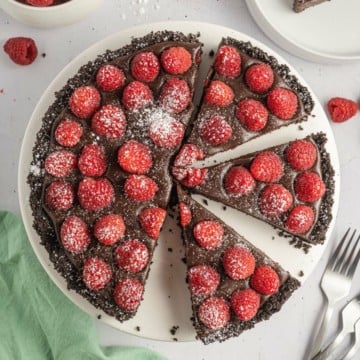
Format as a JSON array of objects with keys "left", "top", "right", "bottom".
[
  {"left": 298, "top": 270, "right": 304, "bottom": 277},
  {"left": 181, "top": 257, "right": 187, "bottom": 264},
  {"left": 97, "top": 315, "right": 102, "bottom": 319},
  {"left": 168, "top": 247, "right": 173, "bottom": 252},
  {"left": 173, "top": 338, "right": 178, "bottom": 342},
  {"left": 298, "top": 125, "right": 304, "bottom": 130},
  {"left": 170, "top": 325, "right": 180, "bottom": 335},
  {"left": 41, "top": 53, "right": 46, "bottom": 58},
  {"left": 168, "top": 228, "right": 173, "bottom": 233},
  {"left": 135, "top": 326, "right": 140, "bottom": 332},
  {"left": 202, "top": 199, "right": 208, "bottom": 206},
  {"left": 209, "top": 49, "right": 215, "bottom": 57},
  {"left": 222, "top": 206, "right": 227, "bottom": 211}
]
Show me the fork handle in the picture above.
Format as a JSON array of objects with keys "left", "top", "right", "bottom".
[{"left": 311, "top": 329, "right": 348, "bottom": 360}]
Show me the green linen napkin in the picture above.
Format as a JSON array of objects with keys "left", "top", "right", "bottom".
[{"left": 0, "top": 211, "right": 167, "bottom": 360}]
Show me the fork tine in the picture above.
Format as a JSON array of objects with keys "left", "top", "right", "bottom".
[
  {"left": 345, "top": 234, "right": 360, "bottom": 277},
  {"left": 337, "top": 230, "right": 358, "bottom": 274},
  {"left": 332, "top": 228, "right": 354, "bottom": 272},
  {"left": 327, "top": 227, "right": 351, "bottom": 270}
]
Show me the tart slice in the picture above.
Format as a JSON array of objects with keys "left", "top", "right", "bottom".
[
  {"left": 293, "top": 0, "right": 330, "bottom": 12},
  {"left": 177, "top": 186, "right": 300, "bottom": 344}
]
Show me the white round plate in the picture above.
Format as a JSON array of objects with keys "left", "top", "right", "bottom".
[
  {"left": 246, "top": 0, "right": 360, "bottom": 64},
  {"left": 18, "top": 21, "right": 340, "bottom": 343}
]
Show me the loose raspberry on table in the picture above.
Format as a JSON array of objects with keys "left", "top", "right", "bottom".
[
  {"left": 193, "top": 220, "right": 224, "bottom": 250},
  {"left": 114, "top": 278, "right": 144, "bottom": 312},
  {"left": 3, "top": 37, "right": 38, "bottom": 65},
  {"left": 245, "top": 63, "right": 274, "bottom": 94},
  {"left": 124, "top": 174, "right": 158, "bottom": 202},
  {"left": 131, "top": 51, "right": 160, "bottom": 83},
  {"left": 159, "top": 78, "right": 191, "bottom": 114},
  {"left": 179, "top": 202, "right": 192, "bottom": 227},
  {"left": 294, "top": 172, "right": 325, "bottom": 202},
  {"left": 78, "top": 144, "right": 107, "bottom": 177},
  {"left": 285, "top": 140, "right": 317, "bottom": 171},
  {"left": 96, "top": 64, "right": 125, "bottom": 92},
  {"left": 198, "top": 297, "right": 230, "bottom": 329},
  {"left": 117, "top": 140, "right": 152, "bottom": 175},
  {"left": 231, "top": 288, "right": 260, "bottom": 321},
  {"left": 45, "top": 181, "right": 74, "bottom": 210},
  {"left": 122, "top": 81, "right": 153, "bottom": 111},
  {"left": 259, "top": 184, "right": 293, "bottom": 218},
  {"left": 188, "top": 265, "right": 220, "bottom": 296},
  {"left": 224, "top": 166, "right": 255, "bottom": 196},
  {"left": 82, "top": 257, "right": 112, "bottom": 291},
  {"left": 69, "top": 86, "right": 101, "bottom": 119},
  {"left": 236, "top": 98, "right": 269, "bottom": 132},
  {"left": 25, "top": 0, "right": 54, "bottom": 6},
  {"left": 138, "top": 207, "right": 167, "bottom": 240},
  {"left": 214, "top": 45, "right": 241, "bottom": 78},
  {"left": 115, "top": 240, "right": 149, "bottom": 273},
  {"left": 199, "top": 115, "right": 232, "bottom": 146},
  {"left": 204, "top": 80, "right": 234, "bottom": 107},
  {"left": 55, "top": 119, "right": 83, "bottom": 147},
  {"left": 172, "top": 167, "right": 208, "bottom": 188},
  {"left": 60, "top": 216, "right": 90, "bottom": 254},
  {"left": 94, "top": 214, "right": 126, "bottom": 245},
  {"left": 286, "top": 205, "right": 315, "bottom": 234},
  {"left": 174, "top": 144, "right": 204, "bottom": 167},
  {"left": 149, "top": 116, "right": 184, "bottom": 148},
  {"left": 327, "top": 97, "right": 358, "bottom": 123},
  {"left": 160, "top": 46, "right": 192, "bottom": 75},
  {"left": 250, "top": 265, "right": 280, "bottom": 295},
  {"left": 222, "top": 246, "right": 256, "bottom": 280},
  {"left": 250, "top": 151, "right": 283, "bottom": 183},
  {"left": 45, "top": 150, "right": 77, "bottom": 178},
  {"left": 267, "top": 88, "right": 298, "bottom": 120}
]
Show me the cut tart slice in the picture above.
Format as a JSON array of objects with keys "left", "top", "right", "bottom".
[
  {"left": 293, "top": 0, "right": 331, "bottom": 12},
  {"left": 177, "top": 133, "right": 334, "bottom": 245},
  {"left": 177, "top": 186, "right": 300, "bottom": 344}
]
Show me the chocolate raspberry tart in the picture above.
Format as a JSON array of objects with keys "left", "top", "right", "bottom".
[{"left": 293, "top": 0, "right": 331, "bottom": 12}]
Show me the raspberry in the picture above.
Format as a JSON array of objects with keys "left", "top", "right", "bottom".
[
  {"left": 224, "top": 166, "right": 255, "bottom": 196},
  {"left": 327, "top": 97, "right": 358, "bottom": 123},
  {"left": 214, "top": 45, "right": 241, "bottom": 78},
  {"left": 3, "top": 37, "right": 38, "bottom": 65},
  {"left": 259, "top": 184, "right": 293, "bottom": 218},
  {"left": 161, "top": 47, "right": 192, "bottom": 75},
  {"left": 131, "top": 52, "right": 160, "bottom": 83},
  {"left": 172, "top": 167, "right": 208, "bottom": 188},
  {"left": 138, "top": 207, "right": 167, "bottom": 240},
  {"left": 222, "top": 247, "right": 256, "bottom": 280},
  {"left": 159, "top": 78, "right": 191, "bottom": 114},
  {"left": 188, "top": 265, "right": 220, "bottom": 296},
  {"left": 96, "top": 64, "right": 125, "bottom": 92},
  {"left": 55, "top": 120, "right": 83, "bottom": 147},
  {"left": 91, "top": 104, "right": 126, "bottom": 140},
  {"left": 45, "top": 150, "right": 77, "bottom": 178},
  {"left": 77, "top": 177, "right": 114, "bottom": 211},
  {"left": 250, "top": 151, "right": 283, "bottom": 182},
  {"left": 193, "top": 220, "right": 223, "bottom": 249},
  {"left": 294, "top": 172, "right": 325, "bottom": 202},
  {"left": 78, "top": 144, "right": 107, "bottom": 177},
  {"left": 204, "top": 81, "right": 234, "bottom": 107},
  {"left": 122, "top": 81, "right": 153, "bottom": 111},
  {"left": 114, "top": 240, "right": 149, "bottom": 273},
  {"left": 114, "top": 278, "right": 143, "bottom": 312},
  {"left": 124, "top": 175, "right": 158, "bottom": 202},
  {"left": 94, "top": 214, "right": 126, "bottom": 245},
  {"left": 199, "top": 116, "right": 232, "bottom": 146},
  {"left": 250, "top": 266, "right": 280, "bottom": 295},
  {"left": 69, "top": 86, "right": 101, "bottom": 119},
  {"left": 117, "top": 140, "right": 152, "bottom": 175},
  {"left": 149, "top": 117, "right": 184, "bottom": 148},
  {"left": 174, "top": 144, "right": 204, "bottom": 167},
  {"left": 286, "top": 205, "right": 315, "bottom": 234},
  {"left": 245, "top": 63, "right": 274, "bottom": 94},
  {"left": 60, "top": 216, "right": 91, "bottom": 254},
  {"left": 45, "top": 181, "right": 74, "bottom": 210},
  {"left": 25, "top": 0, "right": 53, "bottom": 5},
  {"left": 267, "top": 88, "right": 298, "bottom": 120},
  {"left": 82, "top": 257, "right": 112, "bottom": 291},
  {"left": 285, "top": 140, "right": 317, "bottom": 171},
  {"left": 179, "top": 202, "right": 192, "bottom": 227},
  {"left": 236, "top": 98, "right": 268, "bottom": 132},
  {"left": 231, "top": 289, "right": 260, "bottom": 321},
  {"left": 198, "top": 297, "right": 230, "bottom": 329}
]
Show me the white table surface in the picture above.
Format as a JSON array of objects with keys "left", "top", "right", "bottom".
[{"left": 1, "top": 1, "right": 360, "bottom": 359}]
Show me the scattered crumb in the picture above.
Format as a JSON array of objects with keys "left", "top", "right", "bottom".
[
  {"left": 222, "top": 206, "right": 227, "bottom": 211},
  {"left": 169, "top": 263, "right": 173, "bottom": 267},
  {"left": 173, "top": 338, "right": 178, "bottom": 342},
  {"left": 135, "top": 326, "right": 140, "bottom": 332},
  {"left": 97, "top": 315, "right": 102, "bottom": 319},
  {"left": 168, "top": 228, "right": 173, "bottom": 233},
  {"left": 181, "top": 257, "right": 186, "bottom": 264},
  {"left": 0, "top": 89, "right": 4, "bottom": 94},
  {"left": 272, "top": 236, "right": 275, "bottom": 240},
  {"left": 202, "top": 199, "right": 208, "bottom": 206},
  {"left": 209, "top": 49, "right": 215, "bottom": 57},
  {"left": 298, "top": 270, "right": 304, "bottom": 277},
  {"left": 298, "top": 125, "right": 304, "bottom": 130},
  {"left": 41, "top": 53, "right": 46, "bottom": 58},
  {"left": 170, "top": 325, "right": 179, "bottom": 335},
  {"left": 168, "top": 247, "right": 173, "bottom": 252}
]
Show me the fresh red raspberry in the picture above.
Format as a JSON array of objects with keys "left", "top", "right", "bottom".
[
  {"left": 267, "top": 88, "right": 298, "bottom": 120},
  {"left": 55, "top": 120, "right": 83, "bottom": 147},
  {"left": 96, "top": 64, "right": 125, "bottom": 92},
  {"left": 222, "top": 246, "right": 256, "bottom": 280},
  {"left": 174, "top": 144, "right": 204, "bottom": 167},
  {"left": 114, "top": 240, "right": 149, "bottom": 273},
  {"left": 3, "top": 37, "right": 38, "bottom": 65},
  {"left": 94, "top": 214, "right": 126, "bottom": 245},
  {"left": 327, "top": 97, "right": 358, "bottom": 123},
  {"left": 179, "top": 202, "right": 192, "bottom": 227},
  {"left": 161, "top": 47, "right": 192, "bottom": 75},
  {"left": 78, "top": 144, "right": 107, "bottom": 177},
  {"left": 114, "top": 278, "right": 144, "bottom": 312},
  {"left": 91, "top": 104, "right": 126, "bottom": 140},
  {"left": 149, "top": 117, "right": 184, "bottom": 148},
  {"left": 69, "top": 86, "right": 101, "bottom": 119},
  {"left": 231, "top": 288, "right": 260, "bottom": 321},
  {"left": 193, "top": 220, "right": 223, "bottom": 249},
  {"left": 285, "top": 140, "right": 317, "bottom": 171},
  {"left": 82, "top": 257, "right": 112, "bottom": 291},
  {"left": 224, "top": 166, "right": 255, "bottom": 196},
  {"left": 250, "top": 265, "right": 280, "bottom": 295},
  {"left": 294, "top": 172, "right": 325, "bottom": 202},
  {"left": 250, "top": 151, "right": 284, "bottom": 182},
  {"left": 245, "top": 63, "right": 274, "bottom": 94},
  {"left": 131, "top": 52, "right": 160, "bottom": 83},
  {"left": 214, "top": 45, "right": 241, "bottom": 78},
  {"left": 204, "top": 81, "right": 234, "bottom": 107},
  {"left": 124, "top": 175, "right": 158, "bottom": 202},
  {"left": 77, "top": 177, "right": 114, "bottom": 211},
  {"left": 188, "top": 265, "right": 220, "bottom": 296},
  {"left": 236, "top": 98, "right": 269, "bottom": 132},
  {"left": 259, "top": 184, "right": 293, "bottom": 218},
  {"left": 159, "top": 78, "right": 191, "bottom": 114},
  {"left": 172, "top": 167, "right": 208, "bottom": 188},
  {"left": 25, "top": 0, "right": 53, "bottom": 6},
  {"left": 117, "top": 140, "right": 152, "bottom": 175},
  {"left": 60, "top": 216, "right": 91, "bottom": 254},
  {"left": 122, "top": 81, "right": 153, "bottom": 111},
  {"left": 45, "top": 181, "right": 74, "bottom": 210},
  {"left": 286, "top": 205, "right": 315, "bottom": 234},
  {"left": 45, "top": 150, "right": 77, "bottom": 178},
  {"left": 138, "top": 207, "right": 167, "bottom": 240},
  {"left": 198, "top": 297, "right": 230, "bottom": 329},
  {"left": 199, "top": 115, "right": 232, "bottom": 146}
]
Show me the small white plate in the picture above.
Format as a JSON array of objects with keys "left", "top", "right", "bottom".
[
  {"left": 18, "top": 21, "right": 340, "bottom": 342},
  {"left": 246, "top": 0, "right": 360, "bottom": 64}
]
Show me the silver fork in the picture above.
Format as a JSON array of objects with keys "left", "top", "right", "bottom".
[
  {"left": 343, "top": 319, "right": 360, "bottom": 360},
  {"left": 307, "top": 228, "right": 360, "bottom": 359}
]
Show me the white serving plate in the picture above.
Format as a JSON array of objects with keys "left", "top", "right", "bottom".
[{"left": 18, "top": 21, "right": 340, "bottom": 342}]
